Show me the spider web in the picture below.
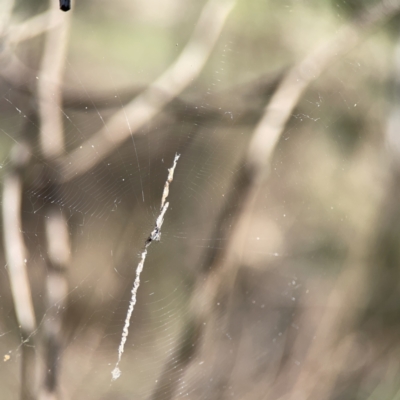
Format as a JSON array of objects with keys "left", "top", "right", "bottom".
[{"left": 0, "top": 1, "right": 394, "bottom": 399}]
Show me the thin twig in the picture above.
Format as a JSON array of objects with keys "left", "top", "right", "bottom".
[
  {"left": 57, "top": 0, "right": 236, "bottom": 182},
  {"left": 112, "top": 153, "right": 180, "bottom": 381}
]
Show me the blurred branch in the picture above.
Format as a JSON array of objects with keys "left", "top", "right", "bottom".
[
  {"left": 0, "top": 9, "right": 64, "bottom": 90},
  {"left": 57, "top": 0, "right": 237, "bottom": 182},
  {"left": 204, "top": 0, "right": 400, "bottom": 312},
  {"left": 7, "top": 10, "right": 63, "bottom": 45},
  {"left": 151, "top": 1, "right": 400, "bottom": 399},
  {"left": 2, "top": 179, "right": 33, "bottom": 331},
  {"left": 3, "top": 70, "right": 282, "bottom": 132},
  {"left": 61, "top": 69, "right": 282, "bottom": 114},
  {"left": 0, "top": 0, "right": 15, "bottom": 36},
  {"left": 37, "top": 5, "right": 70, "bottom": 159},
  {"left": 2, "top": 142, "right": 37, "bottom": 400},
  {"left": 36, "top": 2, "right": 71, "bottom": 399},
  {"left": 41, "top": 207, "right": 71, "bottom": 400},
  {"left": 247, "top": 0, "right": 400, "bottom": 178}
]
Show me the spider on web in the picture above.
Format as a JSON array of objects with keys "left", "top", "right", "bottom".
[{"left": 146, "top": 226, "right": 161, "bottom": 246}]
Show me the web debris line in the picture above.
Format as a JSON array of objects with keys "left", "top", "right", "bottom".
[
  {"left": 111, "top": 153, "right": 181, "bottom": 381},
  {"left": 161, "top": 153, "right": 180, "bottom": 210}
]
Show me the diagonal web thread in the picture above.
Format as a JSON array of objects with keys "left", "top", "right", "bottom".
[{"left": 111, "top": 153, "right": 181, "bottom": 381}]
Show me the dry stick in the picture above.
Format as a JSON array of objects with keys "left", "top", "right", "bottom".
[
  {"left": 151, "top": 2, "right": 400, "bottom": 399},
  {"left": 36, "top": 2, "right": 71, "bottom": 399},
  {"left": 57, "top": 0, "right": 236, "bottom": 183},
  {"left": 2, "top": 143, "right": 37, "bottom": 400},
  {"left": 111, "top": 153, "right": 180, "bottom": 381}
]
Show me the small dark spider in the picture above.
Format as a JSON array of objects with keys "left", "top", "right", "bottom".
[
  {"left": 60, "top": 0, "right": 71, "bottom": 12},
  {"left": 146, "top": 226, "right": 161, "bottom": 246}
]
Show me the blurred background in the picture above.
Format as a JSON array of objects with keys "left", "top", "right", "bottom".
[{"left": 1, "top": 0, "right": 400, "bottom": 399}]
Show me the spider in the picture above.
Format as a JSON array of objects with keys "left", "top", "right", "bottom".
[{"left": 146, "top": 226, "right": 161, "bottom": 246}]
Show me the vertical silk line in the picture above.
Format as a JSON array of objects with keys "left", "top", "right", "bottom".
[{"left": 112, "top": 153, "right": 181, "bottom": 381}]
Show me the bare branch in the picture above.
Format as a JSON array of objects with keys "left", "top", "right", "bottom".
[
  {"left": 2, "top": 145, "right": 35, "bottom": 333},
  {"left": 37, "top": 4, "right": 71, "bottom": 160},
  {"left": 36, "top": 3, "right": 71, "bottom": 399},
  {"left": 41, "top": 207, "right": 71, "bottom": 399},
  {"left": 2, "top": 142, "right": 37, "bottom": 400},
  {"left": 57, "top": 0, "right": 236, "bottom": 182}
]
